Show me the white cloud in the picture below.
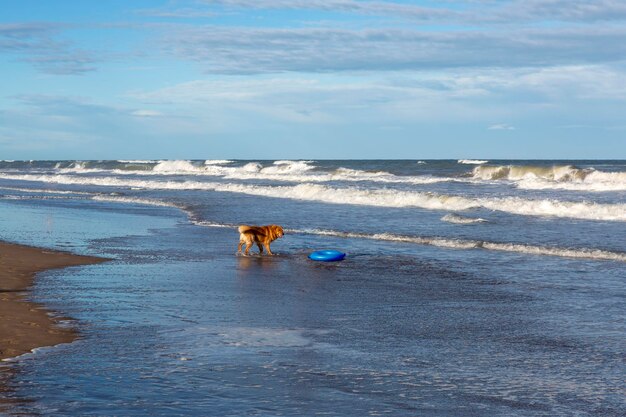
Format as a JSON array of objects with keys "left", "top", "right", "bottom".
[
  {"left": 0, "top": 23, "right": 97, "bottom": 75},
  {"left": 158, "top": 25, "right": 626, "bottom": 74},
  {"left": 488, "top": 124, "right": 515, "bottom": 130},
  {"left": 491, "top": 0, "right": 626, "bottom": 23},
  {"left": 130, "top": 64, "right": 626, "bottom": 111},
  {"left": 198, "top": 0, "right": 626, "bottom": 23},
  {"left": 199, "top": 0, "right": 458, "bottom": 19},
  {"left": 131, "top": 109, "right": 163, "bottom": 117}
]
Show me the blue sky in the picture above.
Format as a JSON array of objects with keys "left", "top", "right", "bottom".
[{"left": 1, "top": 0, "right": 625, "bottom": 159}]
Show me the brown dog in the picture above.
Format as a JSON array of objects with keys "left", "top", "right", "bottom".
[{"left": 237, "top": 224, "right": 284, "bottom": 256}]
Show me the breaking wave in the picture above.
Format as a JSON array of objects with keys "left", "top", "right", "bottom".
[
  {"left": 473, "top": 164, "right": 626, "bottom": 192},
  {"left": 56, "top": 161, "right": 107, "bottom": 173},
  {"left": 1, "top": 173, "right": 624, "bottom": 222},
  {"left": 0, "top": 159, "right": 457, "bottom": 186},
  {"left": 144, "top": 160, "right": 446, "bottom": 185},
  {"left": 136, "top": 160, "right": 317, "bottom": 176},
  {"left": 152, "top": 160, "right": 199, "bottom": 173},
  {"left": 107, "top": 160, "right": 451, "bottom": 185},
  {"left": 474, "top": 164, "right": 588, "bottom": 181},
  {"left": 258, "top": 160, "right": 315, "bottom": 174},
  {"left": 152, "top": 159, "right": 234, "bottom": 171}
]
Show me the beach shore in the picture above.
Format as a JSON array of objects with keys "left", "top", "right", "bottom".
[{"left": 0, "top": 242, "right": 105, "bottom": 361}]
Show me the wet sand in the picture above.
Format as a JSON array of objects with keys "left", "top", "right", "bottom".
[{"left": 0, "top": 242, "right": 105, "bottom": 361}]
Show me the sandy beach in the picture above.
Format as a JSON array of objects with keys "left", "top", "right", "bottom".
[{"left": 0, "top": 242, "right": 105, "bottom": 361}]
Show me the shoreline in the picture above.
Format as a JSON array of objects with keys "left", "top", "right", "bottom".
[{"left": 0, "top": 241, "right": 106, "bottom": 361}]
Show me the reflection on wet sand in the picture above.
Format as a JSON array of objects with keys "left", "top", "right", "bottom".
[{"left": 236, "top": 254, "right": 281, "bottom": 274}]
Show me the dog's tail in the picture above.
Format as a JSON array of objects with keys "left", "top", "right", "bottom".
[{"left": 238, "top": 225, "right": 252, "bottom": 234}]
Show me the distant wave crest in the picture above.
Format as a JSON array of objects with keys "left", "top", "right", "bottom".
[
  {"left": 203, "top": 160, "right": 234, "bottom": 165},
  {"left": 107, "top": 160, "right": 450, "bottom": 185},
  {"left": 459, "top": 159, "right": 488, "bottom": 165}
]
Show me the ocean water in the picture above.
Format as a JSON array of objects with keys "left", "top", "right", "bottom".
[{"left": 0, "top": 159, "right": 624, "bottom": 416}]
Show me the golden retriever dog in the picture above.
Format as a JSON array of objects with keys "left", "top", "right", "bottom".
[{"left": 237, "top": 224, "right": 284, "bottom": 256}]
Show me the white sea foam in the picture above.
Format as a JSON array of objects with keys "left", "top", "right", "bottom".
[
  {"left": 1, "top": 173, "right": 624, "bottom": 222},
  {"left": 211, "top": 183, "right": 626, "bottom": 222},
  {"left": 187, "top": 222, "right": 626, "bottom": 262},
  {"left": 473, "top": 164, "right": 587, "bottom": 181},
  {"left": 273, "top": 160, "right": 314, "bottom": 166},
  {"left": 459, "top": 159, "right": 488, "bottom": 165},
  {"left": 297, "top": 229, "right": 626, "bottom": 262},
  {"left": 39, "top": 159, "right": 455, "bottom": 187},
  {"left": 65, "top": 161, "right": 87, "bottom": 171},
  {"left": 109, "top": 160, "right": 452, "bottom": 185},
  {"left": 323, "top": 168, "right": 447, "bottom": 185},
  {"left": 91, "top": 195, "right": 185, "bottom": 209},
  {"left": 0, "top": 195, "right": 75, "bottom": 201},
  {"left": 472, "top": 164, "right": 626, "bottom": 192},
  {"left": 0, "top": 188, "right": 185, "bottom": 209},
  {"left": 260, "top": 160, "right": 316, "bottom": 174},
  {"left": 117, "top": 160, "right": 157, "bottom": 164},
  {"left": 42, "top": 193, "right": 620, "bottom": 263},
  {"left": 441, "top": 214, "right": 487, "bottom": 224},
  {"left": 150, "top": 160, "right": 314, "bottom": 175},
  {"left": 152, "top": 160, "right": 201, "bottom": 173},
  {"left": 0, "top": 186, "right": 93, "bottom": 195},
  {"left": 241, "top": 162, "right": 262, "bottom": 172},
  {"left": 516, "top": 170, "right": 626, "bottom": 192},
  {"left": 1, "top": 343, "right": 75, "bottom": 362}
]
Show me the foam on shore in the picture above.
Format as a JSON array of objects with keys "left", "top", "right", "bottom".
[{"left": 190, "top": 220, "right": 626, "bottom": 262}]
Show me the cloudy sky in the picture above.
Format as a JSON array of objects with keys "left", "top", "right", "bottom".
[{"left": 1, "top": 0, "right": 625, "bottom": 159}]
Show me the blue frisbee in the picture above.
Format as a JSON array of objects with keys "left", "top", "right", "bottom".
[{"left": 309, "top": 250, "right": 346, "bottom": 262}]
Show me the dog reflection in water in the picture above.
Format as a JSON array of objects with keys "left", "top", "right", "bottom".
[
  {"left": 236, "top": 254, "right": 281, "bottom": 274},
  {"left": 237, "top": 224, "right": 284, "bottom": 256}
]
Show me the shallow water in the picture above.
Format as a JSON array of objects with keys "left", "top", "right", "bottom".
[{"left": 0, "top": 160, "right": 624, "bottom": 416}]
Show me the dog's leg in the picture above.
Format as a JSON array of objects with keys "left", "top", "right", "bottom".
[
  {"left": 257, "top": 242, "right": 264, "bottom": 255},
  {"left": 264, "top": 243, "right": 273, "bottom": 256},
  {"left": 237, "top": 240, "right": 244, "bottom": 254},
  {"left": 244, "top": 241, "right": 252, "bottom": 256}
]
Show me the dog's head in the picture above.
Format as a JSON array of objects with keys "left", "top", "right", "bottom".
[{"left": 272, "top": 225, "right": 284, "bottom": 239}]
